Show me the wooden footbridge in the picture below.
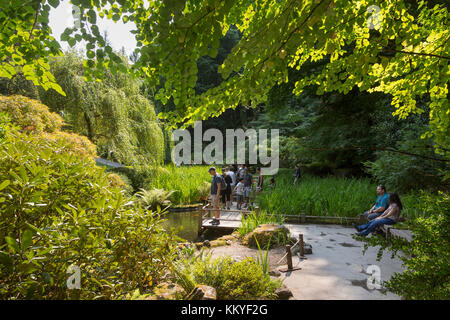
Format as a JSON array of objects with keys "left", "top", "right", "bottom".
[{"left": 198, "top": 202, "right": 259, "bottom": 235}]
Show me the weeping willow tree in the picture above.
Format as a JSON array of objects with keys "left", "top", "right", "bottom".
[{"left": 38, "top": 51, "right": 164, "bottom": 167}]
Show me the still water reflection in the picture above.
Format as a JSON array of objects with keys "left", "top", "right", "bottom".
[{"left": 161, "top": 210, "right": 200, "bottom": 242}]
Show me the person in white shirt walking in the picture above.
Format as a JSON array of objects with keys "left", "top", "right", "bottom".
[{"left": 233, "top": 178, "right": 245, "bottom": 210}]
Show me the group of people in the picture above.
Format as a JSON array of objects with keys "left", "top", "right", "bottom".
[
  {"left": 353, "top": 185, "right": 403, "bottom": 236},
  {"left": 208, "top": 164, "right": 403, "bottom": 235},
  {"left": 207, "top": 165, "right": 266, "bottom": 226}
]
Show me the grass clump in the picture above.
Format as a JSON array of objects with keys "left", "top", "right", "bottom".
[
  {"left": 238, "top": 211, "right": 285, "bottom": 237},
  {"left": 172, "top": 253, "right": 281, "bottom": 300}
]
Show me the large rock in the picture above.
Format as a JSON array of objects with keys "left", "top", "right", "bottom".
[
  {"left": 194, "top": 242, "right": 204, "bottom": 250},
  {"left": 152, "top": 282, "right": 186, "bottom": 300},
  {"left": 217, "top": 234, "right": 237, "bottom": 242},
  {"left": 209, "top": 239, "right": 226, "bottom": 247},
  {"left": 186, "top": 284, "right": 217, "bottom": 300},
  {"left": 275, "top": 287, "right": 293, "bottom": 300},
  {"left": 304, "top": 243, "right": 313, "bottom": 254},
  {"left": 291, "top": 242, "right": 313, "bottom": 255},
  {"left": 203, "top": 240, "right": 211, "bottom": 247},
  {"left": 269, "top": 269, "right": 281, "bottom": 277},
  {"left": 242, "top": 224, "right": 289, "bottom": 248}
]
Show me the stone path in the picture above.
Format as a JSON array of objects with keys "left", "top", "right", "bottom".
[{"left": 208, "top": 223, "right": 405, "bottom": 300}]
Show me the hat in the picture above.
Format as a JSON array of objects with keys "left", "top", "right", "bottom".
[{"left": 208, "top": 167, "right": 216, "bottom": 172}]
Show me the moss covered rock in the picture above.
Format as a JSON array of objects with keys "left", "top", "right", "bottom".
[
  {"left": 242, "top": 224, "right": 289, "bottom": 248},
  {"left": 210, "top": 239, "right": 227, "bottom": 247},
  {"left": 152, "top": 282, "right": 186, "bottom": 300},
  {"left": 186, "top": 284, "right": 217, "bottom": 300}
]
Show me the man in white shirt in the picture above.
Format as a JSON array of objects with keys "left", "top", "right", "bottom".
[{"left": 227, "top": 167, "right": 236, "bottom": 189}]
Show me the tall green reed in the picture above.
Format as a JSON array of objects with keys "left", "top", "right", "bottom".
[
  {"left": 238, "top": 210, "right": 285, "bottom": 237},
  {"left": 147, "top": 165, "right": 212, "bottom": 205},
  {"left": 256, "top": 169, "right": 420, "bottom": 219}
]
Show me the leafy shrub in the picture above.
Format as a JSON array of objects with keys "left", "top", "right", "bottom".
[
  {"left": 173, "top": 254, "right": 281, "bottom": 300},
  {"left": 0, "top": 95, "right": 63, "bottom": 133},
  {"left": 0, "top": 94, "right": 97, "bottom": 159},
  {"left": 361, "top": 192, "right": 450, "bottom": 299},
  {"left": 41, "top": 131, "right": 97, "bottom": 159},
  {"left": 0, "top": 123, "right": 177, "bottom": 299},
  {"left": 106, "top": 173, "right": 133, "bottom": 195}
]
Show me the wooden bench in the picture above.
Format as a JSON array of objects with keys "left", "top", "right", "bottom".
[{"left": 380, "top": 225, "right": 413, "bottom": 242}]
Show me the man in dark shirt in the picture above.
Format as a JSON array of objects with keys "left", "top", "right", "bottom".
[
  {"left": 221, "top": 169, "right": 233, "bottom": 210},
  {"left": 209, "top": 167, "right": 224, "bottom": 225}
]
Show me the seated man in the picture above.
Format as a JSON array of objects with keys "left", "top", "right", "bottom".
[
  {"left": 354, "top": 192, "right": 403, "bottom": 237},
  {"left": 363, "top": 185, "right": 389, "bottom": 221}
]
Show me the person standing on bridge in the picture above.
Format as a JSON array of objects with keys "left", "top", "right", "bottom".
[
  {"left": 226, "top": 167, "right": 236, "bottom": 190},
  {"left": 243, "top": 168, "right": 253, "bottom": 209},
  {"left": 221, "top": 169, "right": 233, "bottom": 210},
  {"left": 209, "top": 167, "right": 225, "bottom": 226},
  {"left": 233, "top": 177, "right": 245, "bottom": 210}
]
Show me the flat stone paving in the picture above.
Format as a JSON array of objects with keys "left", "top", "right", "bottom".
[
  {"left": 209, "top": 223, "right": 405, "bottom": 300},
  {"left": 281, "top": 224, "right": 405, "bottom": 299}
]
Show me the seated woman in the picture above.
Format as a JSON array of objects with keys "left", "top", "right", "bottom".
[{"left": 354, "top": 192, "right": 403, "bottom": 237}]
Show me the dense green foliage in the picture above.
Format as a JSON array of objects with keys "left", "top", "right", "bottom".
[
  {"left": 0, "top": 94, "right": 63, "bottom": 133},
  {"left": 0, "top": 94, "right": 97, "bottom": 159},
  {"left": 256, "top": 169, "right": 419, "bottom": 219},
  {"left": 360, "top": 192, "right": 450, "bottom": 299},
  {"left": 250, "top": 65, "right": 449, "bottom": 192},
  {"left": 2, "top": 1, "right": 447, "bottom": 154},
  {"left": 0, "top": 0, "right": 448, "bottom": 301},
  {"left": 0, "top": 118, "right": 177, "bottom": 299},
  {"left": 146, "top": 165, "right": 212, "bottom": 205},
  {"left": 173, "top": 253, "right": 281, "bottom": 300},
  {"left": 38, "top": 52, "right": 164, "bottom": 167}
]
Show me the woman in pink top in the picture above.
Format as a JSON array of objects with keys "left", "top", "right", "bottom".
[{"left": 354, "top": 192, "right": 403, "bottom": 237}]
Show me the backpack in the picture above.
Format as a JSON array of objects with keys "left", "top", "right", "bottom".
[
  {"left": 214, "top": 174, "right": 226, "bottom": 191},
  {"left": 218, "top": 174, "right": 227, "bottom": 190}
]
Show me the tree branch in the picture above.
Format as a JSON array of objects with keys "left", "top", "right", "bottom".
[
  {"left": 383, "top": 48, "right": 450, "bottom": 60},
  {"left": 28, "top": 0, "right": 42, "bottom": 41}
]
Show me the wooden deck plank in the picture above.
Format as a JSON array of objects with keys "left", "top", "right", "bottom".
[{"left": 201, "top": 202, "right": 244, "bottom": 231}]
